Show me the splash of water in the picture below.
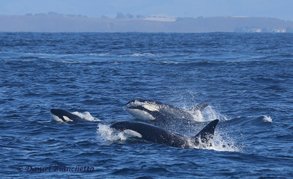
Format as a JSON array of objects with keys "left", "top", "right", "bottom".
[
  {"left": 202, "top": 106, "right": 229, "bottom": 121},
  {"left": 96, "top": 123, "right": 241, "bottom": 152},
  {"left": 186, "top": 105, "right": 229, "bottom": 122},
  {"left": 212, "top": 131, "right": 243, "bottom": 152},
  {"left": 187, "top": 109, "right": 206, "bottom": 122},
  {"left": 96, "top": 124, "right": 127, "bottom": 142},
  {"left": 262, "top": 115, "right": 273, "bottom": 122},
  {"left": 72, "top": 111, "right": 100, "bottom": 121}
]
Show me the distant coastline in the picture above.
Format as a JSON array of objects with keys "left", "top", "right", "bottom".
[{"left": 1, "top": 13, "right": 293, "bottom": 33}]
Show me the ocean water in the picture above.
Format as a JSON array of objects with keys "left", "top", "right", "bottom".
[{"left": 1, "top": 32, "right": 293, "bottom": 178}]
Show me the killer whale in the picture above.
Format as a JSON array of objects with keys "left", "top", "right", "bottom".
[
  {"left": 50, "top": 109, "right": 84, "bottom": 123},
  {"left": 125, "top": 99, "right": 208, "bottom": 124},
  {"left": 50, "top": 109, "right": 100, "bottom": 123},
  {"left": 110, "top": 119, "right": 219, "bottom": 148}
]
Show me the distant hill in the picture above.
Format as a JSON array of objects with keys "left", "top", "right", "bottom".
[{"left": 1, "top": 14, "right": 293, "bottom": 33}]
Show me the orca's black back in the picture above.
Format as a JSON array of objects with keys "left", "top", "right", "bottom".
[{"left": 111, "top": 121, "right": 190, "bottom": 148}]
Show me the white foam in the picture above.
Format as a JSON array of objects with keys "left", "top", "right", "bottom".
[
  {"left": 96, "top": 124, "right": 127, "bottom": 142},
  {"left": 88, "top": 53, "right": 110, "bottom": 56},
  {"left": 185, "top": 137, "right": 213, "bottom": 149},
  {"left": 190, "top": 106, "right": 240, "bottom": 152},
  {"left": 263, "top": 115, "right": 273, "bottom": 122},
  {"left": 201, "top": 106, "right": 229, "bottom": 122},
  {"left": 97, "top": 124, "right": 146, "bottom": 142},
  {"left": 186, "top": 105, "right": 229, "bottom": 122},
  {"left": 187, "top": 109, "right": 206, "bottom": 122},
  {"left": 130, "top": 53, "right": 155, "bottom": 57},
  {"left": 212, "top": 131, "right": 242, "bottom": 152},
  {"left": 72, "top": 111, "right": 100, "bottom": 121},
  {"left": 183, "top": 131, "right": 241, "bottom": 152}
]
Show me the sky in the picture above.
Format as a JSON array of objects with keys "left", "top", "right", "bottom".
[{"left": 0, "top": 0, "right": 293, "bottom": 21}]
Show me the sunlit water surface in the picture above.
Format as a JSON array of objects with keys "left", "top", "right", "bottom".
[{"left": 1, "top": 33, "right": 293, "bottom": 178}]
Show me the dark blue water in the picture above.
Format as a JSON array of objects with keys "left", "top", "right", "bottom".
[{"left": 1, "top": 32, "right": 293, "bottom": 178}]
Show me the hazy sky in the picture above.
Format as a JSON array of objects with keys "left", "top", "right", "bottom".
[{"left": 0, "top": 0, "right": 293, "bottom": 20}]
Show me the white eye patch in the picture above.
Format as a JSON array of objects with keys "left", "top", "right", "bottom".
[
  {"left": 124, "top": 129, "right": 142, "bottom": 138},
  {"left": 63, "top": 116, "right": 73, "bottom": 122},
  {"left": 142, "top": 104, "right": 160, "bottom": 111},
  {"left": 125, "top": 108, "right": 155, "bottom": 120}
]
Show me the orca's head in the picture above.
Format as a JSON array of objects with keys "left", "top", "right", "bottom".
[
  {"left": 110, "top": 121, "right": 143, "bottom": 138},
  {"left": 50, "top": 109, "right": 73, "bottom": 122},
  {"left": 110, "top": 121, "right": 129, "bottom": 131},
  {"left": 125, "top": 99, "right": 161, "bottom": 121}
]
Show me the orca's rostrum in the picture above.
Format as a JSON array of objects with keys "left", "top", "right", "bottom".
[
  {"left": 50, "top": 109, "right": 84, "bottom": 122},
  {"left": 110, "top": 119, "right": 219, "bottom": 149},
  {"left": 125, "top": 99, "right": 208, "bottom": 125}
]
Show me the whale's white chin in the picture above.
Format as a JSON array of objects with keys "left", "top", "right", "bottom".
[
  {"left": 125, "top": 108, "right": 155, "bottom": 120},
  {"left": 51, "top": 114, "right": 64, "bottom": 122}
]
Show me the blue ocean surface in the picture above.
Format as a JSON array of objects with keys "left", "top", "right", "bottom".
[{"left": 0, "top": 32, "right": 293, "bottom": 178}]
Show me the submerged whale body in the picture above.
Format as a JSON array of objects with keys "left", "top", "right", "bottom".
[
  {"left": 125, "top": 99, "right": 208, "bottom": 124},
  {"left": 50, "top": 109, "right": 84, "bottom": 122},
  {"left": 110, "top": 119, "right": 219, "bottom": 148}
]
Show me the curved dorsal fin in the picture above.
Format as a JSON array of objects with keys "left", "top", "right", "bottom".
[{"left": 192, "top": 119, "right": 219, "bottom": 146}]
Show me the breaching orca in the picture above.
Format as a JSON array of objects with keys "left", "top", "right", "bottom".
[
  {"left": 50, "top": 109, "right": 84, "bottom": 123},
  {"left": 110, "top": 119, "right": 219, "bottom": 149},
  {"left": 125, "top": 99, "right": 208, "bottom": 124}
]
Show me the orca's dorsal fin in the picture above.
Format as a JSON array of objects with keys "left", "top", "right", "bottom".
[
  {"left": 192, "top": 119, "right": 219, "bottom": 146},
  {"left": 189, "top": 103, "right": 208, "bottom": 112}
]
